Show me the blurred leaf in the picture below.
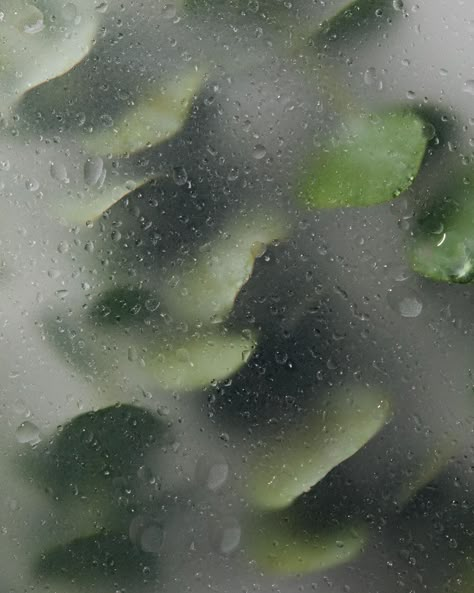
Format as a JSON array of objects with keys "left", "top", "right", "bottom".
[
  {"left": 247, "top": 388, "right": 391, "bottom": 510},
  {"left": 299, "top": 110, "right": 427, "bottom": 209},
  {"left": 147, "top": 329, "right": 257, "bottom": 391},
  {"left": 84, "top": 70, "right": 204, "bottom": 156},
  {"left": 30, "top": 404, "right": 167, "bottom": 497},
  {"left": 246, "top": 512, "right": 367, "bottom": 575},
  {"left": 0, "top": 0, "right": 97, "bottom": 115},
  {"left": 90, "top": 286, "right": 155, "bottom": 326},
  {"left": 56, "top": 174, "right": 153, "bottom": 223},
  {"left": 395, "top": 444, "right": 454, "bottom": 507},
  {"left": 409, "top": 180, "right": 474, "bottom": 284},
  {"left": 312, "top": 0, "right": 394, "bottom": 49},
  {"left": 36, "top": 531, "right": 156, "bottom": 584},
  {"left": 43, "top": 314, "right": 103, "bottom": 379},
  {"left": 162, "top": 214, "right": 288, "bottom": 324}
]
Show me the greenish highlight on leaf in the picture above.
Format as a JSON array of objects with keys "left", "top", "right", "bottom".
[
  {"left": 299, "top": 110, "right": 427, "bottom": 209},
  {"left": 147, "top": 330, "right": 257, "bottom": 391},
  {"left": 84, "top": 70, "right": 204, "bottom": 156},
  {"left": 246, "top": 513, "right": 367, "bottom": 575},
  {"left": 162, "top": 214, "right": 288, "bottom": 324},
  {"left": 409, "top": 181, "right": 474, "bottom": 284},
  {"left": 246, "top": 388, "right": 391, "bottom": 510}
]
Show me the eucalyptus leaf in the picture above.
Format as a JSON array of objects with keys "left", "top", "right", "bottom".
[
  {"left": 162, "top": 214, "right": 288, "bottom": 324},
  {"left": 145, "top": 329, "right": 257, "bottom": 391},
  {"left": 409, "top": 180, "right": 474, "bottom": 284},
  {"left": 299, "top": 110, "right": 427, "bottom": 209},
  {"left": 27, "top": 404, "right": 167, "bottom": 498},
  {"left": 56, "top": 173, "right": 153, "bottom": 223},
  {"left": 246, "top": 388, "right": 391, "bottom": 510},
  {"left": 0, "top": 0, "right": 97, "bottom": 115},
  {"left": 84, "top": 70, "right": 204, "bottom": 156},
  {"left": 36, "top": 531, "right": 156, "bottom": 584},
  {"left": 311, "top": 0, "right": 394, "bottom": 49},
  {"left": 246, "top": 513, "right": 367, "bottom": 575}
]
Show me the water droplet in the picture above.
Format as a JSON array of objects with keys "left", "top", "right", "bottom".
[
  {"left": 162, "top": 3, "right": 177, "bottom": 19},
  {"left": 84, "top": 157, "right": 105, "bottom": 186},
  {"left": 95, "top": 1, "right": 108, "bottom": 13},
  {"left": 25, "top": 178, "right": 40, "bottom": 191},
  {"left": 464, "top": 80, "right": 474, "bottom": 95},
  {"left": 364, "top": 67, "right": 377, "bottom": 86},
  {"left": 173, "top": 166, "right": 188, "bottom": 186},
  {"left": 50, "top": 162, "right": 69, "bottom": 183},
  {"left": 253, "top": 144, "right": 267, "bottom": 160},
  {"left": 392, "top": 0, "right": 404, "bottom": 10},
  {"left": 62, "top": 2, "right": 78, "bottom": 21},
  {"left": 210, "top": 517, "right": 241, "bottom": 555},
  {"left": 16, "top": 421, "right": 40, "bottom": 445},
  {"left": 57, "top": 240, "right": 69, "bottom": 254},
  {"left": 129, "top": 516, "right": 164, "bottom": 555},
  {"left": 0, "top": 160, "right": 10, "bottom": 171},
  {"left": 195, "top": 454, "right": 229, "bottom": 491},
  {"left": 387, "top": 287, "right": 423, "bottom": 318}
]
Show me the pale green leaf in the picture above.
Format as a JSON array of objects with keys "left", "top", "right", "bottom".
[
  {"left": 146, "top": 330, "right": 257, "bottom": 391},
  {"left": 246, "top": 513, "right": 367, "bottom": 575},
  {"left": 84, "top": 70, "right": 204, "bottom": 156},
  {"left": 0, "top": 0, "right": 97, "bottom": 115},
  {"left": 162, "top": 214, "right": 288, "bottom": 324},
  {"left": 246, "top": 388, "right": 391, "bottom": 510},
  {"left": 299, "top": 111, "right": 427, "bottom": 208}
]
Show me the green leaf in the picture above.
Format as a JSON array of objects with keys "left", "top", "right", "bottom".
[
  {"left": 162, "top": 214, "right": 288, "bottom": 324},
  {"left": 409, "top": 179, "right": 474, "bottom": 283},
  {"left": 28, "top": 404, "right": 167, "bottom": 498},
  {"left": 55, "top": 173, "right": 153, "bottom": 224},
  {"left": 36, "top": 531, "right": 156, "bottom": 584},
  {"left": 90, "top": 287, "right": 155, "bottom": 326},
  {"left": 146, "top": 329, "right": 257, "bottom": 391},
  {"left": 299, "top": 110, "right": 427, "bottom": 209},
  {"left": 246, "top": 513, "right": 367, "bottom": 575},
  {"left": 246, "top": 388, "right": 391, "bottom": 510},
  {"left": 0, "top": 0, "right": 97, "bottom": 115},
  {"left": 83, "top": 70, "right": 204, "bottom": 156},
  {"left": 312, "top": 0, "right": 395, "bottom": 49}
]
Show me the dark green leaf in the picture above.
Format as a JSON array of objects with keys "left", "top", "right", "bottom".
[
  {"left": 299, "top": 110, "right": 427, "bottom": 209},
  {"left": 90, "top": 287, "right": 155, "bottom": 326},
  {"left": 29, "top": 404, "right": 168, "bottom": 498},
  {"left": 36, "top": 531, "right": 157, "bottom": 584},
  {"left": 311, "top": 0, "right": 396, "bottom": 50}
]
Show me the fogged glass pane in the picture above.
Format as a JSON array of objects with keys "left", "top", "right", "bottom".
[{"left": 0, "top": 1, "right": 473, "bottom": 593}]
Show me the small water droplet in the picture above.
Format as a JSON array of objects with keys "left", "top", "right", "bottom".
[
  {"left": 95, "top": 1, "right": 108, "bottom": 13},
  {"left": 62, "top": 2, "right": 78, "bottom": 21},
  {"left": 392, "top": 0, "right": 404, "bottom": 10},
  {"left": 84, "top": 157, "right": 105, "bottom": 186},
  {"left": 253, "top": 144, "right": 267, "bottom": 159},
  {"left": 464, "top": 80, "right": 474, "bottom": 95},
  {"left": 25, "top": 178, "right": 40, "bottom": 191},
  {"left": 173, "top": 166, "right": 188, "bottom": 186},
  {"left": 16, "top": 421, "right": 40, "bottom": 445},
  {"left": 195, "top": 454, "right": 229, "bottom": 491},
  {"left": 210, "top": 517, "right": 241, "bottom": 555},
  {"left": 129, "top": 516, "right": 164, "bottom": 555},
  {"left": 387, "top": 287, "right": 423, "bottom": 318},
  {"left": 50, "top": 162, "right": 69, "bottom": 183}
]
